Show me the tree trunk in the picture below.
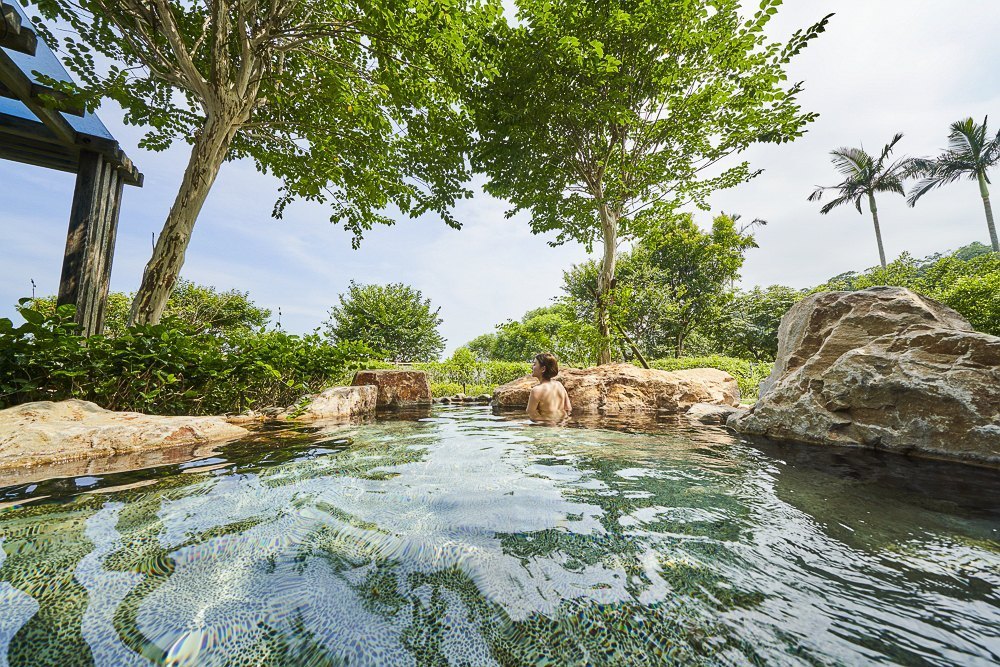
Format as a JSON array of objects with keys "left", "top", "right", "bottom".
[
  {"left": 611, "top": 318, "right": 650, "bottom": 369},
  {"left": 978, "top": 171, "right": 999, "bottom": 252},
  {"left": 868, "top": 193, "right": 887, "bottom": 270},
  {"left": 595, "top": 206, "right": 618, "bottom": 365},
  {"left": 129, "top": 115, "right": 238, "bottom": 325}
]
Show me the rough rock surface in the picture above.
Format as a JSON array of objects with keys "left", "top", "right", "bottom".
[
  {"left": 279, "top": 385, "right": 376, "bottom": 421},
  {"left": 352, "top": 370, "right": 432, "bottom": 408},
  {"left": 686, "top": 402, "right": 746, "bottom": 425},
  {"left": 0, "top": 400, "right": 248, "bottom": 472},
  {"left": 493, "top": 364, "right": 740, "bottom": 414},
  {"left": 730, "top": 286, "right": 1000, "bottom": 464}
]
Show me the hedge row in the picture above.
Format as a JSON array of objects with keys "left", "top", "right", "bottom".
[
  {"left": 1, "top": 304, "right": 373, "bottom": 415},
  {"left": 647, "top": 355, "right": 772, "bottom": 401}
]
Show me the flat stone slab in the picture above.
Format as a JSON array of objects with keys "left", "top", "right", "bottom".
[
  {"left": 493, "top": 364, "right": 740, "bottom": 414},
  {"left": 0, "top": 400, "right": 248, "bottom": 472},
  {"left": 279, "top": 385, "right": 376, "bottom": 421},
  {"left": 352, "top": 369, "right": 431, "bottom": 408}
]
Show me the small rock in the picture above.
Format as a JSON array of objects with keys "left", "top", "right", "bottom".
[
  {"left": 686, "top": 402, "right": 745, "bottom": 425},
  {"left": 351, "top": 369, "right": 431, "bottom": 408},
  {"left": 279, "top": 385, "right": 376, "bottom": 421}
]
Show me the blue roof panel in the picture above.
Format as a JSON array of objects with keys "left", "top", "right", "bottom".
[{"left": 3, "top": 3, "right": 114, "bottom": 140}]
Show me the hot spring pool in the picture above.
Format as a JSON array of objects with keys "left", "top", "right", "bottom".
[{"left": 0, "top": 405, "right": 997, "bottom": 666}]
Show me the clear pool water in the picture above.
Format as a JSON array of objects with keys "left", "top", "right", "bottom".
[{"left": 0, "top": 406, "right": 997, "bottom": 666}]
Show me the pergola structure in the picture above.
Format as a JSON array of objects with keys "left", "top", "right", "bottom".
[{"left": 1, "top": 3, "right": 142, "bottom": 335}]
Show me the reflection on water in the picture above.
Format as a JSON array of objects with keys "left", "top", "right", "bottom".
[{"left": 0, "top": 406, "right": 997, "bottom": 666}]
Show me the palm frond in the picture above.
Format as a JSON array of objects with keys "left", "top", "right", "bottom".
[
  {"left": 807, "top": 185, "right": 827, "bottom": 202},
  {"left": 875, "top": 132, "right": 905, "bottom": 170},
  {"left": 947, "top": 117, "right": 985, "bottom": 160},
  {"left": 906, "top": 173, "right": 955, "bottom": 206},
  {"left": 873, "top": 178, "right": 905, "bottom": 196},
  {"left": 829, "top": 147, "right": 871, "bottom": 178},
  {"left": 982, "top": 120, "right": 1000, "bottom": 171},
  {"left": 818, "top": 193, "right": 857, "bottom": 215}
]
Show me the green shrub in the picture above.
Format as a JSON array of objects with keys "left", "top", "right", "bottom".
[
  {"left": 430, "top": 382, "right": 494, "bottom": 398},
  {"left": 647, "top": 355, "right": 772, "bottom": 402},
  {"left": 413, "top": 360, "right": 530, "bottom": 393},
  {"left": 0, "top": 302, "right": 374, "bottom": 415}
]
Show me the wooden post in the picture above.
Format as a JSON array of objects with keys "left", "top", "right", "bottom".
[{"left": 57, "top": 149, "right": 123, "bottom": 336}]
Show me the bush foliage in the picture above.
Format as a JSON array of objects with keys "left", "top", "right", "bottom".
[
  {"left": 415, "top": 357, "right": 531, "bottom": 396},
  {"left": 647, "top": 356, "right": 773, "bottom": 402},
  {"left": 0, "top": 302, "right": 373, "bottom": 415}
]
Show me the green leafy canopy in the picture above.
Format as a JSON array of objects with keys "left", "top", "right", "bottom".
[
  {"left": 324, "top": 282, "right": 446, "bottom": 362},
  {"left": 26, "top": 0, "right": 502, "bottom": 243},
  {"left": 470, "top": 0, "right": 832, "bottom": 248}
]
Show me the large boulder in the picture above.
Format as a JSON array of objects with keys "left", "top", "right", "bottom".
[
  {"left": 0, "top": 400, "right": 248, "bottom": 472},
  {"left": 730, "top": 286, "right": 1000, "bottom": 464},
  {"left": 352, "top": 369, "right": 431, "bottom": 408},
  {"left": 279, "top": 385, "right": 377, "bottom": 421},
  {"left": 493, "top": 364, "right": 740, "bottom": 414}
]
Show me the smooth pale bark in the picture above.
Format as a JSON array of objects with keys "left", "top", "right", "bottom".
[
  {"left": 868, "top": 193, "right": 887, "bottom": 270},
  {"left": 978, "top": 171, "right": 999, "bottom": 252},
  {"left": 129, "top": 115, "right": 239, "bottom": 325},
  {"left": 595, "top": 204, "right": 618, "bottom": 365}
]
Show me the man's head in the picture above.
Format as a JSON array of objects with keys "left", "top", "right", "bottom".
[{"left": 532, "top": 352, "right": 559, "bottom": 380}]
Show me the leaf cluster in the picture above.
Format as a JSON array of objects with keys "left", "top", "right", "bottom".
[
  {"left": 562, "top": 213, "right": 757, "bottom": 358},
  {"left": 470, "top": 0, "right": 831, "bottom": 247},
  {"left": 811, "top": 243, "right": 1000, "bottom": 336},
  {"left": 0, "top": 300, "right": 374, "bottom": 414},
  {"left": 28, "top": 279, "right": 271, "bottom": 338},
  {"left": 27, "top": 0, "right": 502, "bottom": 244},
  {"left": 324, "top": 281, "right": 446, "bottom": 362},
  {"left": 466, "top": 302, "right": 602, "bottom": 367}
]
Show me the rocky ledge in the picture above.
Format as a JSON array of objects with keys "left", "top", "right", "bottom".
[
  {"left": 493, "top": 363, "right": 740, "bottom": 414},
  {"left": 0, "top": 400, "right": 248, "bottom": 473},
  {"left": 729, "top": 286, "right": 1000, "bottom": 465}
]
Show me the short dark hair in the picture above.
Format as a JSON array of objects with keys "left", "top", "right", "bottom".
[{"left": 535, "top": 352, "right": 559, "bottom": 379}]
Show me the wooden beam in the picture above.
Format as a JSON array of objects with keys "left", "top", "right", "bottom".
[
  {"left": 0, "top": 45, "right": 75, "bottom": 144},
  {"left": 0, "top": 111, "right": 144, "bottom": 186},
  {"left": 0, "top": 80, "right": 85, "bottom": 117},
  {"left": 58, "top": 150, "right": 101, "bottom": 316},
  {"left": 58, "top": 151, "right": 128, "bottom": 336},
  {"left": 0, "top": 3, "right": 37, "bottom": 55},
  {"left": 91, "top": 170, "right": 124, "bottom": 332},
  {"left": 0, "top": 134, "right": 77, "bottom": 172}
]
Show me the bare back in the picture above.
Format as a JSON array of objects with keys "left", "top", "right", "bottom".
[{"left": 527, "top": 380, "right": 572, "bottom": 422}]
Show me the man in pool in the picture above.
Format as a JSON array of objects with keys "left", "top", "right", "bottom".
[{"left": 527, "top": 352, "right": 572, "bottom": 422}]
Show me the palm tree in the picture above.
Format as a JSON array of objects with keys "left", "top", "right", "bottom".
[
  {"left": 907, "top": 117, "right": 1000, "bottom": 252},
  {"left": 808, "top": 133, "right": 910, "bottom": 269}
]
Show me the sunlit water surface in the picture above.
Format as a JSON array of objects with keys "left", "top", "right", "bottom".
[{"left": 0, "top": 406, "right": 997, "bottom": 666}]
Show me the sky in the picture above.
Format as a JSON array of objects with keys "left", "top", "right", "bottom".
[{"left": 2, "top": 1, "right": 999, "bottom": 354}]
